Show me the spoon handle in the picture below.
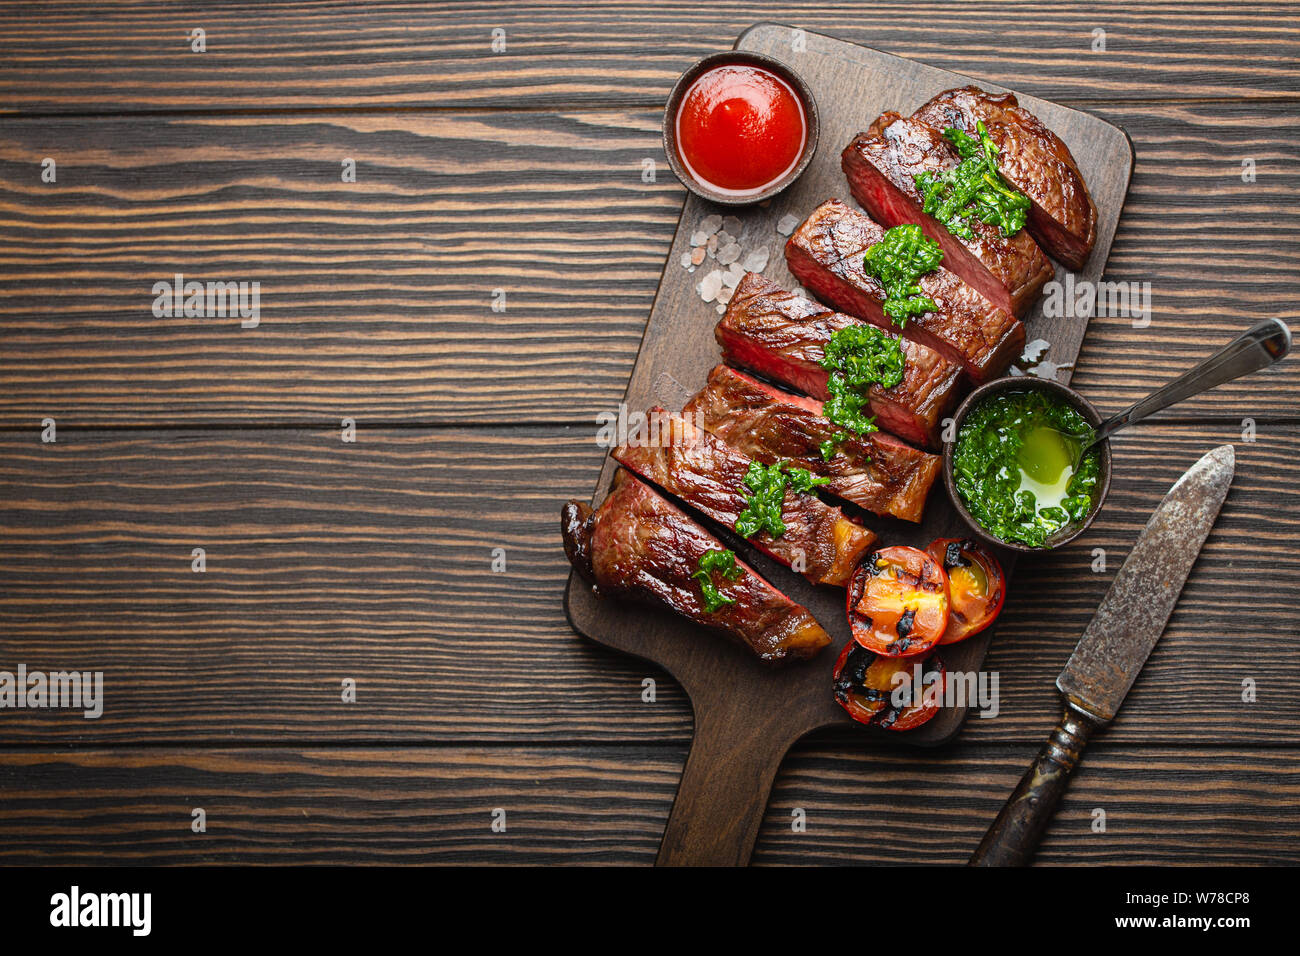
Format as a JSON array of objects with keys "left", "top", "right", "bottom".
[{"left": 1092, "top": 318, "right": 1291, "bottom": 445}]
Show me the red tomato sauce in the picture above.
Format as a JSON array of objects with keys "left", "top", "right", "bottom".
[{"left": 674, "top": 62, "right": 807, "bottom": 196}]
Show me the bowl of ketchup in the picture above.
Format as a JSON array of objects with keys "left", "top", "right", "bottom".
[{"left": 664, "top": 52, "right": 819, "bottom": 205}]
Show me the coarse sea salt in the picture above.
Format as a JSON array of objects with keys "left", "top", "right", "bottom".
[
  {"left": 1021, "top": 338, "right": 1051, "bottom": 363},
  {"left": 697, "top": 269, "right": 723, "bottom": 302}
]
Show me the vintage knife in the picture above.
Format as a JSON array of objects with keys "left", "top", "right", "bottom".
[{"left": 969, "top": 444, "right": 1236, "bottom": 866}]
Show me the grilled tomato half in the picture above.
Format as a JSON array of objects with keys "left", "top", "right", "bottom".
[
  {"left": 833, "top": 640, "right": 946, "bottom": 732},
  {"left": 848, "top": 546, "right": 950, "bottom": 657},
  {"left": 926, "top": 538, "right": 1006, "bottom": 645}
]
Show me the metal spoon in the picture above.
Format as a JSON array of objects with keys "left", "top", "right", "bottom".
[{"left": 1077, "top": 317, "right": 1292, "bottom": 456}]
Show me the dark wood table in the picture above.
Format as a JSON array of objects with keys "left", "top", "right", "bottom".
[{"left": 0, "top": 2, "right": 1297, "bottom": 865}]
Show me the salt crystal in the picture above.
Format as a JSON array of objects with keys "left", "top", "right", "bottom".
[
  {"left": 718, "top": 242, "right": 741, "bottom": 265},
  {"left": 679, "top": 252, "right": 692, "bottom": 269},
  {"left": 776, "top": 214, "right": 800, "bottom": 236},
  {"left": 716, "top": 304, "right": 726, "bottom": 314},
  {"left": 1029, "top": 360, "right": 1072, "bottom": 381},
  {"left": 690, "top": 230, "right": 708, "bottom": 247},
  {"left": 716, "top": 285, "right": 735, "bottom": 304},
  {"left": 1021, "top": 338, "right": 1051, "bottom": 363},
  {"left": 690, "top": 247, "right": 706, "bottom": 266},
  {"left": 707, "top": 235, "right": 718, "bottom": 253},
  {"left": 698, "top": 269, "right": 723, "bottom": 301},
  {"left": 717, "top": 231, "right": 734, "bottom": 248},
  {"left": 700, "top": 214, "right": 723, "bottom": 235},
  {"left": 741, "top": 249, "right": 769, "bottom": 273},
  {"left": 721, "top": 216, "right": 743, "bottom": 236}
]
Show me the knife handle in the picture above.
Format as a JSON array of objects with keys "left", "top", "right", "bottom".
[{"left": 969, "top": 702, "right": 1102, "bottom": 867}]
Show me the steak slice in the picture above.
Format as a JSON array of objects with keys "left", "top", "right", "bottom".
[
  {"left": 612, "top": 407, "right": 876, "bottom": 588},
  {"left": 563, "top": 471, "right": 830, "bottom": 664},
  {"left": 842, "top": 112, "right": 1053, "bottom": 318},
  {"left": 913, "top": 86, "right": 1096, "bottom": 271},
  {"left": 785, "top": 200, "right": 1024, "bottom": 383},
  {"left": 714, "top": 272, "right": 961, "bottom": 449},
  {"left": 684, "top": 364, "right": 942, "bottom": 523}
]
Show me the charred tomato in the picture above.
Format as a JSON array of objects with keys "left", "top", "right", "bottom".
[
  {"left": 833, "top": 640, "right": 945, "bottom": 732},
  {"left": 848, "top": 546, "right": 949, "bottom": 657},
  {"left": 926, "top": 538, "right": 1007, "bottom": 645},
  {"left": 875, "top": 654, "right": 946, "bottom": 731},
  {"left": 832, "top": 641, "right": 891, "bottom": 723}
]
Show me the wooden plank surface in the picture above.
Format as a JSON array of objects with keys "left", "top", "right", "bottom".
[
  {"left": 762, "top": 741, "right": 1300, "bottom": 865},
  {"left": 1, "top": 423, "right": 1294, "bottom": 745},
  {"left": 1, "top": 3, "right": 1298, "bottom": 112},
  {"left": 0, "top": 743, "right": 1295, "bottom": 865},
  {"left": 0, "top": 102, "right": 1295, "bottom": 426},
  {"left": 0, "top": 110, "right": 673, "bottom": 426}
]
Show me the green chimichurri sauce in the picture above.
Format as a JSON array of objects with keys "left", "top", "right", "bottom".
[
  {"left": 952, "top": 389, "right": 1100, "bottom": 548},
  {"left": 692, "top": 548, "right": 743, "bottom": 613},
  {"left": 862, "top": 224, "right": 944, "bottom": 328},
  {"left": 915, "top": 121, "right": 1032, "bottom": 241},
  {"left": 817, "top": 323, "right": 907, "bottom": 460},
  {"left": 734, "top": 460, "right": 829, "bottom": 539}
]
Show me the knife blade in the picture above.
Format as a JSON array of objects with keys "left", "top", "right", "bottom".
[
  {"left": 970, "top": 444, "right": 1235, "bottom": 866},
  {"left": 1057, "top": 443, "right": 1236, "bottom": 722}
]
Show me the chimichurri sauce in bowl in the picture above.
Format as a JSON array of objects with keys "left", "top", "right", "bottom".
[{"left": 945, "top": 380, "right": 1110, "bottom": 551}]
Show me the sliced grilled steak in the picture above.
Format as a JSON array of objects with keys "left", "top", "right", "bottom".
[
  {"left": 842, "top": 112, "right": 1053, "bottom": 318},
  {"left": 684, "top": 364, "right": 942, "bottom": 523},
  {"left": 563, "top": 471, "right": 830, "bottom": 664},
  {"left": 913, "top": 86, "right": 1096, "bottom": 271},
  {"left": 785, "top": 200, "right": 1024, "bottom": 383},
  {"left": 714, "top": 273, "right": 961, "bottom": 449},
  {"left": 612, "top": 407, "right": 876, "bottom": 587}
]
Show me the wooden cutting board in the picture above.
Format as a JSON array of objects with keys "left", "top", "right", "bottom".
[{"left": 564, "top": 23, "right": 1133, "bottom": 866}]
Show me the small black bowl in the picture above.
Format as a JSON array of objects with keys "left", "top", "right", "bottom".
[
  {"left": 662, "top": 51, "right": 819, "bottom": 206},
  {"left": 942, "top": 377, "right": 1113, "bottom": 553}
]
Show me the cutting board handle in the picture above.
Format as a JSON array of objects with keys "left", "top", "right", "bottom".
[{"left": 656, "top": 705, "right": 796, "bottom": 866}]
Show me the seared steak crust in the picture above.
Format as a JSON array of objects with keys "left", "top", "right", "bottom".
[
  {"left": 714, "top": 272, "right": 961, "bottom": 449},
  {"left": 562, "top": 472, "right": 831, "bottom": 663},
  {"left": 612, "top": 407, "right": 876, "bottom": 588},
  {"left": 842, "top": 112, "right": 1053, "bottom": 318},
  {"left": 784, "top": 200, "right": 1024, "bottom": 383},
  {"left": 684, "top": 365, "right": 942, "bottom": 523},
  {"left": 913, "top": 86, "right": 1096, "bottom": 271}
]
